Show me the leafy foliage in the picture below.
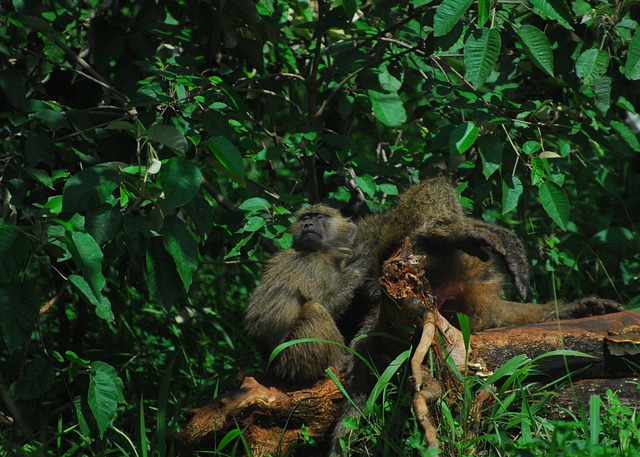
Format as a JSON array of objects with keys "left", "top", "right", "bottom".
[{"left": 0, "top": 0, "right": 638, "bottom": 454}]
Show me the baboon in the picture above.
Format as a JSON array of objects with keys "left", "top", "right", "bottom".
[
  {"left": 332, "top": 177, "right": 624, "bottom": 454},
  {"left": 244, "top": 204, "right": 368, "bottom": 384}
]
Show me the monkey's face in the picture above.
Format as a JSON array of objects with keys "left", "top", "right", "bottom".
[
  {"left": 293, "top": 211, "right": 332, "bottom": 251},
  {"left": 291, "top": 204, "right": 356, "bottom": 253}
]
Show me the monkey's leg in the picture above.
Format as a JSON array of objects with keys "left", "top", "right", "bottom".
[{"left": 269, "top": 300, "right": 347, "bottom": 383}]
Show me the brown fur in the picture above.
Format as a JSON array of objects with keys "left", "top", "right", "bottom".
[
  {"left": 332, "top": 177, "right": 624, "bottom": 454},
  {"left": 244, "top": 204, "right": 367, "bottom": 383}
]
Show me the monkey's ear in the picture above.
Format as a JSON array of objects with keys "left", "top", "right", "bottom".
[{"left": 415, "top": 221, "right": 530, "bottom": 299}]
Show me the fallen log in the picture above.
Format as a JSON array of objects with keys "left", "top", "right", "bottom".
[{"left": 172, "top": 310, "right": 640, "bottom": 456}]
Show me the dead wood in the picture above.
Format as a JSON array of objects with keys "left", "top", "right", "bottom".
[{"left": 173, "top": 311, "right": 640, "bottom": 456}]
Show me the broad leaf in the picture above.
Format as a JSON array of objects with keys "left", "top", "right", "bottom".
[
  {"left": 148, "top": 124, "right": 188, "bottom": 153},
  {"left": 434, "top": 0, "right": 473, "bottom": 37},
  {"left": 69, "top": 275, "right": 114, "bottom": 321},
  {"left": 162, "top": 157, "right": 202, "bottom": 209},
  {"left": 449, "top": 122, "right": 479, "bottom": 154},
  {"left": 67, "top": 231, "right": 105, "bottom": 298},
  {"left": 502, "top": 175, "right": 523, "bottom": 214},
  {"left": 528, "top": 0, "right": 573, "bottom": 29},
  {"left": 0, "top": 222, "right": 30, "bottom": 282},
  {"left": 88, "top": 361, "right": 124, "bottom": 438},
  {"left": 162, "top": 216, "right": 198, "bottom": 292},
  {"left": 611, "top": 120, "right": 640, "bottom": 151},
  {"left": 9, "top": 356, "right": 55, "bottom": 400},
  {"left": 477, "top": 0, "right": 490, "bottom": 27},
  {"left": 517, "top": 25, "right": 554, "bottom": 75},
  {"left": 62, "top": 166, "right": 121, "bottom": 213},
  {"left": 464, "top": 28, "right": 501, "bottom": 88},
  {"left": 368, "top": 90, "right": 407, "bottom": 127},
  {"left": 478, "top": 135, "right": 503, "bottom": 178},
  {"left": 539, "top": 181, "right": 569, "bottom": 230},
  {"left": 575, "top": 49, "right": 609, "bottom": 85},
  {"left": 146, "top": 237, "right": 184, "bottom": 307},
  {"left": 206, "top": 136, "right": 245, "bottom": 181},
  {"left": 0, "top": 283, "right": 39, "bottom": 353},
  {"left": 625, "top": 30, "right": 640, "bottom": 80},
  {"left": 86, "top": 204, "right": 123, "bottom": 245}
]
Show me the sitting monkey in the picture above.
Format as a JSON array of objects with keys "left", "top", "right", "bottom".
[{"left": 244, "top": 204, "right": 368, "bottom": 383}]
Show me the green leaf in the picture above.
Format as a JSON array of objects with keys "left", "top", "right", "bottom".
[
  {"left": 0, "top": 222, "right": 30, "bottom": 282},
  {"left": 239, "top": 197, "right": 270, "bottom": 212},
  {"left": 162, "top": 216, "right": 198, "bottom": 292},
  {"left": 625, "top": 30, "right": 640, "bottom": 80},
  {"left": 477, "top": 0, "right": 490, "bottom": 27},
  {"left": 517, "top": 25, "right": 554, "bottom": 75},
  {"left": 528, "top": 0, "right": 574, "bottom": 29},
  {"left": 67, "top": 231, "right": 105, "bottom": 298},
  {"left": 9, "top": 356, "right": 55, "bottom": 400},
  {"left": 148, "top": 124, "right": 188, "bottom": 153},
  {"left": 433, "top": 0, "right": 473, "bottom": 37},
  {"left": 0, "top": 283, "right": 39, "bottom": 353},
  {"left": 449, "top": 122, "right": 479, "bottom": 154},
  {"left": 206, "top": 136, "right": 245, "bottom": 181},
  {"left": 356, "top": 174, "right": 377, "bottom": 198},
  {"left": 611, "top": 120, "right": 640, "bottom": 151},
  {"left": 342, "top": 0, "right": 357, "bottom": 19},
  {"left": 575, "top": 49, "right": 609, "bottom": 85},
  {"left": 478, "top": 135, "right": 503, "bottom": 178},
  {"left": 368, "top": 90, "right": 407, "bottom": 127},
  {"left": 62, "top": 166, "right": 121, "bottom": 213},
  {"left": 464, "top": 28, "right": 501, "bottom": 88},
  {"left": 539, "top": 181, "right": 569, "bottom": 230},
  {"left": 69, "top": 274, "right": 114, "bottom": 321},
  {"left": 88, "top": 361, "right": 124, "bottom": 439},
  {"left": 162, "top": 157, "right": 202, "bottom": 209},
  {"left": 594, "top": 76, "right": 612, "bottom": 115},
  {"left": 86, "top": 204, "right": 123, "bottom": 245},
  {"left": 502, "top": 175, "right": 523, "bottom": 214},
  {"left": 146, "top": 237, "right": 184, "bottom": 307}
]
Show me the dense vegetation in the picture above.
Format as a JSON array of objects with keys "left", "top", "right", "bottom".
[{"left": 1, "top": 0, "right": 639, "bottom": 455}]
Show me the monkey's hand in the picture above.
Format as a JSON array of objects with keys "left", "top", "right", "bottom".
[{"left": 559, "top": 296, "right": 625, "bottom": 319}]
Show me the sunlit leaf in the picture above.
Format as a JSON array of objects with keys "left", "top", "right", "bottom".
[
  {"left": 464, "top": 28, "right": 501, "bottom": 88},
  {"left": 368, "top": 90, "right": 407, "bottom": 127},
  {"left": 575, "top": 49, "right": 609, "bottom": 85},
  {"left": 502, "top": 175, "right": 523, "bottom": 214},
  {"left": 624, "top": 30, "right": 640, "bottom": 80},
  {"left": 539, "top": 181, "right": 569, "bottom": 230},
  {"left": 206, "top": 136, "right": 245, "bottom": 181},
  {"left": 528, "top": 0, "right": 573, "bottom": 29},
  {"left": 434, "top": 0, "right": 473, "bottom": 37},
  {"left": 449, "top": 122, "right": 479, "bottom": 154},
  {"left": 517, "top": 25, "right": 554, "bottom": 75},
  {"left": 611, "top": 120, "right": 640, "bottom": 151}
]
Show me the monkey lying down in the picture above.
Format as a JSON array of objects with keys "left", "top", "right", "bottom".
[{"left": 244, "top": 177, "right": 624, "bottom": 385}]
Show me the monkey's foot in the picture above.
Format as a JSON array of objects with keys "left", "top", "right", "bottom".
[{"left": 562, "top": 296, "right": 625, "bottom": 319}]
